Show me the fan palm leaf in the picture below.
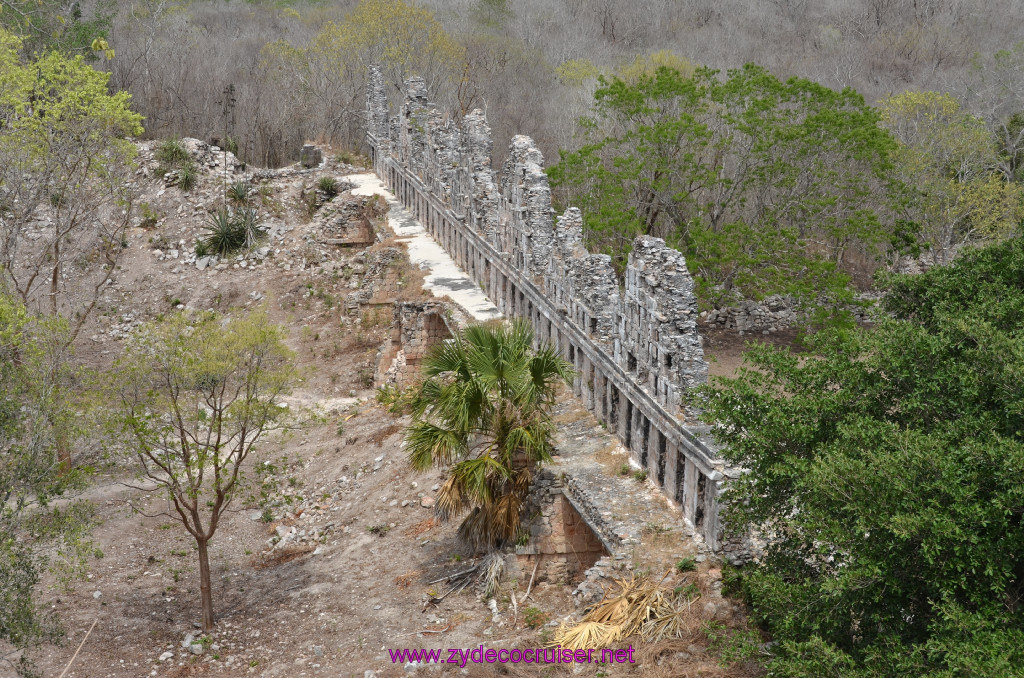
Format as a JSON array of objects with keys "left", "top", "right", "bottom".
[{"left": 404, "top": 319, "right": 574, "bottom": 550}]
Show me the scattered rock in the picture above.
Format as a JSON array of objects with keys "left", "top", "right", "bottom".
[{"left": 420, "top": 496, "right": 434, "bottom": 508}]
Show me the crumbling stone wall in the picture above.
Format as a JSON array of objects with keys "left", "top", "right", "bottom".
[
  {"left": 516, "top": 471, "right": 610, "bottom": 585},
  {"left": 366, "top": 67, "right": 737, "bottom": 555},
  {"left": 376, "top": 300, "right": 455, "bottom": 387}
]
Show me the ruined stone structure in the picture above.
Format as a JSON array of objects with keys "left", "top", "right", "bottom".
[
  {"left": 515, "top": 470, "right": 610, "bottom": 585},
  {"left": 376, "top": 300, "right": 455, "bottom": 388},
  {"left": 366, "top": 68, "right": 730, "bottom": 551}
]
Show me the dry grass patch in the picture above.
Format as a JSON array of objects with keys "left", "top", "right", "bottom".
[
  {"left": 250, "top": 544, "right": 315, "bottom": 569},
  {"left": 403, "top": 517, "right": 439, "bottom": 537}
]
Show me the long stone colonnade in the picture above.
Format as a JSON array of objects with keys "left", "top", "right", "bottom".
[{"left": 366, "top": 68, "right": 731, "bottom": 551}]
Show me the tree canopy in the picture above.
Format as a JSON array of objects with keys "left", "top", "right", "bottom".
[
  {"left": 699, "top": 236, "right": 1024, "bottom": 676},
  {"left": 0, "top": 28, "right": 142, "bottom": 335},
  {"left": 550, "top": 63, "right": 898, "bottom": 319},
  {"left": 0, "top": 292, "right": 95, "bottom": 677},
  {"left": 111, "top": 309, "right": 298, "bottom": 631}
]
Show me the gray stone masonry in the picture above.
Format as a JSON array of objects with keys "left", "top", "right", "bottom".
[
  {"left": 300, "top": 144, "right": 323, "bottom": 168},
  {"left": 365, "top": 66, "right": 744, "bottom": 557}
]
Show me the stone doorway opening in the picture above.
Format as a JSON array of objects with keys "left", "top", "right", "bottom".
[{"left": 518, "top": 489, "right": 610, "bottom": 586}]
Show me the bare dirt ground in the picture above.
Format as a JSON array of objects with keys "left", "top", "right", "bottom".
[
  {"left": 21, "top": 144, "right": 763, "bottom": 678},
  {"left": 701, "top": 327, "right": 804, "bottom": 381}
]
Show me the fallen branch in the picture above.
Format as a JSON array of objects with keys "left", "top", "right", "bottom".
[
  {"left": 396, "top": 625, "right": 452, "bottom": 638},
  {"left": 427, "top": 566, "right": 478, "bottom": 585},
  {"left": 523, "top": 559, "right": 540, "bottom": 601},
  {"left": 59, "top": 618, "right": 98, "bottom": 678}
]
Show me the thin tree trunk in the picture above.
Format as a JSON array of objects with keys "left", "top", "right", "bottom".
[{"left": 197, "top": 537, "right": 215, "bottom": 632}]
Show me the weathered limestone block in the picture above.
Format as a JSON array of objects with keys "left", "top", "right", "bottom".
[
  {"left": 300, "top": 144, "right": 323, "bottom": 168},
  {"left": 366, "top": 66, "right": 390, "bottom": 146}
]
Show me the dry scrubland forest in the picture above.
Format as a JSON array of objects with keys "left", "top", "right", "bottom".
[{"left": 2, "top": 0, "right": 1024, "bottom": 676}]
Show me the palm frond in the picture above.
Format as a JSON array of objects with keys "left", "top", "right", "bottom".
[
  {"left": 435, "top": 473, "right": 471, "bottom": 522},
  {"left": 404, "top": 420, "right": 467, "bottom": 471},
  {"left": 449, "top": 454, "right": 509, "bottom": 504}
]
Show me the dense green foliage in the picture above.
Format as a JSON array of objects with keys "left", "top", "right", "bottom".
[
  {"left": 550, "top": 64, "right": 898, "bottom": 318},
  {"left": 0, "top": 294, "right": 95, "bottom": 676},
  {"left": 700, "top": 237, "right": 1024, "bottom": 676},
  {"left": 0, "top": 0, "right": 114, "bottom": 57},
  {"left": 404, "top": 321, "right": 573, "bottom": 551}
]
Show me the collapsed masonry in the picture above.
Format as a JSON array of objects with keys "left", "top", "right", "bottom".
[{"left": 366, "top": 68, "right": 739, "bottom": 555}]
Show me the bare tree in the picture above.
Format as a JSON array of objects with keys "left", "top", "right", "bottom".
[
  {"left": 111, "top": 309, "right": 298, "bottom": 631},
  {"left": 0, "top": 37, "right": 142, "bottom": 340}
]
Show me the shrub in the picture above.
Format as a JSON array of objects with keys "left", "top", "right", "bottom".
[
  {"left": 632, "top": 469, "right": 648, "bottom": 482},
  {"left": 676, "top": 556, "right": 697, "bottom": 572},
  {"left": 317, "top": 176, "right": 339, "bottom": 198},
  {"left": 177, "top": 160, "right": 198, "bottom": 191},
  {"left": 139, "top": 202, "right": 159, "bottom": 229},
  {"left": 227, "top": 180, "right": 251, "bottom": 205},
  {"left": 523, "top": 606, "right": 549, "bottom": 630},
  {"left": 156, "top": 138, "right": 190, "bottom": 165}
]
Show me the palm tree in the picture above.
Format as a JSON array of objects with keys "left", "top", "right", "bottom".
[{"left": 405, "top": 320, "right": 574, "bottom": 552}]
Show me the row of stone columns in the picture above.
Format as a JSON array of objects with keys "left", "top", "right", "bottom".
[{"left": 376, "top": 157, "right": 719, "bottom": 547}]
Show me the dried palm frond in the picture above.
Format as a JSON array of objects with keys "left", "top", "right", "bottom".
[
  {"left": 478, "top": 552, "right": 507, "bottom": 598},
  {"left": 642, "top": 593, "right": 700, "bottom": 642},
  {"left": 435, "top": 473, "right": 470, "bottom": 523},
  {"left": 550, "top": 621, "right": 621, "bottom": 651}
]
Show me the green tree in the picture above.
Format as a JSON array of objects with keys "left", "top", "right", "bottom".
[
  {"left": 111, "top": 309, "right": 298, "bottom": 632},
  {"left": 405, "top": 321, "right": 573, "bottom": 551},
  {"left": 0, "top": 28, "right": 142, "bottom": 338},
  {"left": 0, "top": 0, "right": 114, "bottom": 58},
  {"left": 550, "top": 64, "right": 897, "bottom": 320},
  {"left": 0, "top": 292, "right": 96, "bottom": 676},
  {"left": 880, "top": 90, "right": 1024, "bottom": 266},
  {"left": 699, "top": 237, "right": 1024, "bottom": 676}
]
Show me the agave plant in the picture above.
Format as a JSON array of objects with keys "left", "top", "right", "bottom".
[{"left": 405, "top": 320, "right": 573, "bottom": 552}]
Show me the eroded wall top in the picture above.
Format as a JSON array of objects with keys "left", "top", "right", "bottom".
[{"left": 366, "top": 66, "right": 708, "bottom": 411}]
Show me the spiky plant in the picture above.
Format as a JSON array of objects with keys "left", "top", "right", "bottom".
[
  {"left": 200, "top": 207, "right": 244, "bottom": 256},
  {"left": 235, "top": 206, "right": 265, "bottom": 248},
  {"left": 227, "top": 180, "right": 251, "bottom": 206},
  {"left": 177, "top": 160, "right": 198, "bottom": 191},
  {"left": 317, "top": 176, "right": 339, "bottom": 199},
  {"left": 405, "top": 320, "right": 574, "bottom": 552}
]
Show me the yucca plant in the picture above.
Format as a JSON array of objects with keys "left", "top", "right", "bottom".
[
  {"left": 227, "top": 180, "right": 251, "bottom": 206},
  {"left": 405, "top": 320, "right": 574, "bottom": 552},
  {"left": 200, "top": 207, "right": 244, "bottom": 256},
  {"left": 235, "top": 206, "right": 265, "bottom": 248}
]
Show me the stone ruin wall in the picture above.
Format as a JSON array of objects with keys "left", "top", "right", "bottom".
[{"left": 366, "top": 67, "right": 738, "bottom": 554}]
